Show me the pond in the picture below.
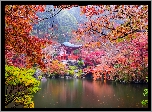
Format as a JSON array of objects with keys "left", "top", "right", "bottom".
[{"left": 33, "top": 78, "right": 148, "bottom": 108}]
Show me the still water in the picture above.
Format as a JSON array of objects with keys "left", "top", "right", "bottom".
[{"left": 33, "top": 78, "right": 148, "bottom": 108}]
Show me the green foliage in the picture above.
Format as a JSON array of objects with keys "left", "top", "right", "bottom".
[
  {"left": 76, "top": 69, "right": 83, "bottom": 77},
  {"left": 78, "top": 60, "right": 84, "bottom": 68},
  {"left": 5, "top": 65, "right": 41, "bottom": 108},
  {"left": 68, "top": 69, "right": 75, "bottom": 76},
  {"left": 117, "top": 37, "right": 124, "bottom": 42},
  {"left": 141, "top": 88, "right": 148, "bottom": 106},
  {"left": 141, "top": 77, "right": 148, "bottom": 106},
  {"left": 114, "top": 64, "right": 120, "bottom": 68},
  {"left": 69, "top": 66, "right": 77, "bottom": 70},
  {"left": 38, "top": 75, "right": 42, "bottom": 80},
  {"left": 145, "top": 77, "right": 148, "bottom": 82},
  {"left": 68, "top": 66, "right": 77, "bottom": 76},
  {"left": 141, "top": 100, "right": 148, "bottom": 106},
  {"left": 67, "top": 65, "right": 83, "bottom": 77},
  {"left": 143, "top": 89, "right": 148, "bottom": 96}
]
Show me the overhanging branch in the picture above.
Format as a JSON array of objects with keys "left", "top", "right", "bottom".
[
  {"left": 38, "top": 8, "right": 63, "bottom": 22},
  {"left": 90, "top": 22, "right": 107, "bottom": 36},
  {"left": 112, "top": 29, "right": 147, "bottom": 40},
  {"left": 37, "top": 5, "right": 77, "bottom": 22}
]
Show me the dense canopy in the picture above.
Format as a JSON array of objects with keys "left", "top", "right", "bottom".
[{"left": 4, "top": 4, "right": 148, "bottom": 108}]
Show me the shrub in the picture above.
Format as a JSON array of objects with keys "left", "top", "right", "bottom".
[
  {"left": 48, "top": 60, "right": 67, "bottom": 76},
  {"left": 141, "top": 77, "right": 148, "bottom": 106},
  {"left": 5, "top": 65, "right": 40, "bottom": 108}
]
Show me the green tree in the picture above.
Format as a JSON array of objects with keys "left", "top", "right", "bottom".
[
  {"left": 5, "top": 65, "right": 40, "bottom": 108},
  {"left": 141, "top": 77, "right": 148, "bottom": 106}
]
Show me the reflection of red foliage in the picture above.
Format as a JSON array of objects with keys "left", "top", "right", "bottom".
[{"left": 82, "top": 80, "right": 114, "bottom": 105}]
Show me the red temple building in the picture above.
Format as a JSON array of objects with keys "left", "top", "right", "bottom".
[{"left": 57, "top": 42, "right": 82, "bottom": 61}]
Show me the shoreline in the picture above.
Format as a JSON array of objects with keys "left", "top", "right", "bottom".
[{"left": 40, "top": 76, "right": 148, "bottom": 84}]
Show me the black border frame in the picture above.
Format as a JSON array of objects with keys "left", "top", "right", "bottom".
[{"left": 1, "top": 1, "right": 151, "bottom": 111}]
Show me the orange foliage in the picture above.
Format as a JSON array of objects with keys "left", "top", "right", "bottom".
[
  {"left": 5, "top": 5, "right": 53, "bottom": 69},
  {"left": 72, "top": 5, "right": 148, "bottom": 43},
  {"left": 47, "top": 60, "right": 67, "bottom": 75}
]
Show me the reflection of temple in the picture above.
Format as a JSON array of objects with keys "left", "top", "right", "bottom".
[{"left": 57, "top": 42, "right": 82, "bottom": 61}]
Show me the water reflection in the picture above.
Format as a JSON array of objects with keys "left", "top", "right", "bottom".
[{"left": 33, "top": 79, "right": 148, "bottom": 108}]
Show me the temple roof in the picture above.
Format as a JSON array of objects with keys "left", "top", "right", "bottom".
[{"left": 62, "top": 42, "right": 82, "bottom": 48}]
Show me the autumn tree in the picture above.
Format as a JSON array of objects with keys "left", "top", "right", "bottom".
[
  {"left": 68, "top": 5, "right": 148, "bottom": 81},
  {"left": 5, "top": 65, "right": 40, "bottom": 108},
  {"left": 77, "top": 5, "right": 148, "bottom": 41},
  {"left": 4, "top": 5, "right": 54, "bottom": 108},
  {"left": 5, "top": 5, "right": 54, "bottom": 70}
]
